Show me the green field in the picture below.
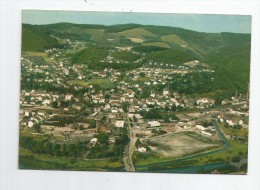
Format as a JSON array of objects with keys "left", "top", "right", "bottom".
[
  {"left": 160, "top": 34, "right": 188, "bottom": 45},
  {"left": 143, "top": 42, "right": 171, "bottom": 48},
  {"left": 19, "top": 148, "right": 123, "bottom": 171},
  {"left": 117, "top": 28, "right": 156, "bottom": 38},
  {"left": 84, "top": 29, "right": 105, "bottom": 41}
]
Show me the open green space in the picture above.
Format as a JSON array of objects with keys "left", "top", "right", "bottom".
[
  {"left": 160, "top": 34, "right": 188, "bottom": 45},
  {"left": 143, "top": 42, "right": 171, "bottom": 48},
  {"left": 19, "top": 148, "right": 123, "bottom": 171},
  {"left": 117, "top": 28, "right": 156, "bottom": 38}
]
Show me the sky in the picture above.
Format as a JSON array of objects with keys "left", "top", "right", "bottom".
[{"left": 22, "top": 10, "right": 251, "bottom": 33}]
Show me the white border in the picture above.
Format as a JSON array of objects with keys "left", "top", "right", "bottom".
[{"left": 0, "top": 1, "right": 260, "bottom": 190}]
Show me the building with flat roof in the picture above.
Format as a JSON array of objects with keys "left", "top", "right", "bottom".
[
  {"left": 147, "top": 121, "right": 161, "bottom": 127},
  {"left": 115, "top": 120, "right": 124, "bottom": 128}
]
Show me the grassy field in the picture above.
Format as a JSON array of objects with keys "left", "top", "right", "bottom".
[
  {"left": 160, "top": 34, "right": 188, "bottom": 45},
  {"left": 128, "top": 38, "right": 144, "bottom": 43},
  {"left": 23, "top": 51, "right": 57, "bottom": 64},
  {"left": 67, "top": 77, "right": 115, "bottom": 89},
  {"left": 24, "top": 51, "right": 48, "bottom": 56},
  {"left": 136, "top": 77, "right": 151, "bottom": 82},
  {"left": 19, "top": 148, "right": 123, "bottom": 171},
  {"left": 143, "top": 42, "right": 171, "bottom": 48},
  {"left": 133, "top": 131, "right": 222, "bottom": 165},
  {"left": 148, "top": 132, "right": 219, "bottom": 158},
  {"left": 84, "top": 29, "right": 105, "bottom": 41},
  {"left": 117, "top": 28, "right": 156, "bottom": 38},
  {"left": 191, "top": 139, "right": 248, "bottom": 166}
]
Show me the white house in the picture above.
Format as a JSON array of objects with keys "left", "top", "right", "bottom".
[
  {"left": 196, "top": 124, "right": 206, "bottom": 130},
  {"left": 65, "top": 94, "right": 73, "bottom": 101},
  {"left": 28, "top": 121, "right": 34, "bottom": 128},
  {"left": 138, "top": 147, "right": 147, "bottom": 152},
  {"left": 147, "top": 121, "right": 161, "bottom": 127},
  {"left": 90, "top": 138, "right": 98, "bottom": 144},
  {"left": 115, "top": 120, "right": 124, "bottom": 128},
  {"left": 201, "top": 131, "right": 212, "bottom": 136}
]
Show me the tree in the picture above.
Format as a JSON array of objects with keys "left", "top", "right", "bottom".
[
  {"left": 51, "top": 101, "right": 58, "bottom": 108},
  {"left": 135, "top": 138, "right": 142, "bottom": 148},
  {"left": 62, "top": 143, "right": 68, "bottom": 157},
  {"left": 140, "top": 72, "right": 145, "bottom": 77},
  {"left": 89, "top": 120, "right": 96, "bottom": 128},
  {"left": 232, "top": 155, "right": 241, "bottom": 163},
  {"left": 140, "top": 88, "right": 151, "bottom": 99},
  {"left": 53, "top": 144, "right": 61, "bottom": 156},
  {"left": 33, "top": 123, "right": 41, "bottom": 132},
  {"left": 133, "top": 115, "right": 138, "bottom": 122},
  {"left": 45, "top": 142, "right": 53, "bottom": 155},
  {"left": 69, "top": 144, "right": 77, "bottom": 158},
  {"left": 96, "top": 132, "right": 109, "bottom": 145},
  {"left": 121, "top": 101, "right": 130, "bottom": 112},
  {"left": 115, "top": 132, "right": 130, "bottom": 146},
  {"left": 143, "top": 108, "right": 161, "bottom": 119}
]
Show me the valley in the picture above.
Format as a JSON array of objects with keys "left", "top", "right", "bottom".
[{"left": 19, "top": 23, "right": 250, "bottom": 174}]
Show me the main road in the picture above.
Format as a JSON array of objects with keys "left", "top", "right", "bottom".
[{"left": 123, "top": 113, "right": 136, "bottom": 172}]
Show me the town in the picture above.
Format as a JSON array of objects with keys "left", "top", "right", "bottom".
[{"left": 19, "top": 23, "right": 250, "bottom": 174}]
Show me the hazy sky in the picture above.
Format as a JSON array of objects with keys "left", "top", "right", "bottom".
[{"left": 22, "top": 10, "right": 251, "bottom": 33}]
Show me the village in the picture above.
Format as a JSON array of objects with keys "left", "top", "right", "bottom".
[{"left": 19, "top": 41, "right": 249, "bottom": 171}]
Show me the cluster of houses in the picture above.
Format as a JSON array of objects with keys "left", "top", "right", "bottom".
[
  {"left": 20, "top": 41, "right": 249, "bottom": 153},
  {"left": 217, "top": 113, "right": 248, "bottom": 129}
]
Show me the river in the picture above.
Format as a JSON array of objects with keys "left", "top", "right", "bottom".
[{"left": 138, "top": 163, "right": 226, "bottom": 174}]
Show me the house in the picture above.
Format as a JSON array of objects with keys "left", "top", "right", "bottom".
[
  {"left": 201, "top": 131, "right": 212, "bottom": 137},
  {"left": 27, "top": 121, "right": 34, "bottom": 128},
  {"left": 147, "top": 121, "right": 161, "bottom": 127},
  {"left": 226, "top": 119, "right": 235, "bottom": 126},
  {"left": 24, "top": 111, "right": 30, "bottom": 117},
  {"left": 129, "top": 105, "right": 136, "bottom": 113},
  {"left": 138, "top": 147, "right": 147, "bottom": 152},
  {"left": 111, "top": 107, "right": 119, "bottom": 113},
  {"left": 115, "top": 120, "right": 124, "bottom": 128},
  {"left": 65, "top": 94, "right": 73, "bottom": 101},
  {"left": 196, "top": 125, "right": 206, "bottom": 130},
  {"left": 104, "top": 103, "right": 111, "bottom": 111},
  {"left": 90, "top": 138, "right": 98, "bottom": 144}
]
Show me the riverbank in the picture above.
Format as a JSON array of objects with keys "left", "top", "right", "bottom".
[{"left": 19, "top": 148, "right": 124, "bottom": 171}]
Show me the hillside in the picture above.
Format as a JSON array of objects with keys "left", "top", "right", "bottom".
[
  {"left": 21, "top": 22, "right": 251, "bottom": 92},
  {"left": 22, "top": 25, "right": 60, "bottom": 52},
  {"left": 71, "top": 47, "right": 108, "bottom": 64}
]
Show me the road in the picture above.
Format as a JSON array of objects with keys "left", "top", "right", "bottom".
[{"left": 123, "top": 113, "right": 136, "bottom": 172}]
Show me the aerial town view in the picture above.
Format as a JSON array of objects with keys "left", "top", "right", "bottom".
[{"left": 19, "top": 11, "right": 251, "bottom": 174}]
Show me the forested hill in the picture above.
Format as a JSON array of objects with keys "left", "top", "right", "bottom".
[{"left": 21, "top": 23, "right": 251, "bottom": 94}]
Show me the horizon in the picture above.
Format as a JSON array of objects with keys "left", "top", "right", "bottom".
[
  {"left": 22, "top": 10, "right": 252, "bottom": 34},
  {"left": 23, "top": 22, "right": 252, "bottom": 35}
]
